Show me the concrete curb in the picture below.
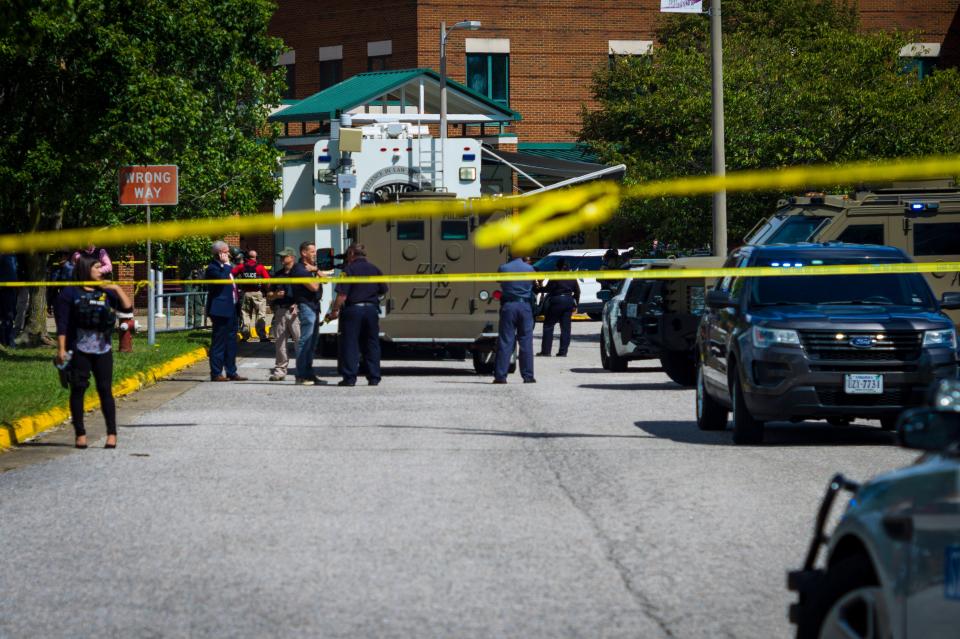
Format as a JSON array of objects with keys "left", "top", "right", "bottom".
[{"left": 0, "top": 346, "right": 209, "bottom": 450}]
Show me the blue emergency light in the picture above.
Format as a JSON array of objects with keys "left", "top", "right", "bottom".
[{"left": 905, "top": 201, "right": 940, "bottom": 215}]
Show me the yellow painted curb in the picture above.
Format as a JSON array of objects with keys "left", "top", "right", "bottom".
[{"left": 0, "top": 346, "right": 209, "bottom": 450}]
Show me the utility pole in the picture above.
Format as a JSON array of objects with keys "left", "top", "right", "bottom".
[{"left": 710, "top": 0, "right": 727, "bottom": 257}]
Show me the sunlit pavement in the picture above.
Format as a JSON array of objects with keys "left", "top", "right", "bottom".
[{"left": 0, "top": 322, "right": 914, "bottom": 638}]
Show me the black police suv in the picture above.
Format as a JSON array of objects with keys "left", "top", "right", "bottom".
[{"left": 695, "top": 243, "right": 960, "bottom": 444}]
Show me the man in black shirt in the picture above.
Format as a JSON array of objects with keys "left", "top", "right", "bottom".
[
  {"left": 326, "top": 243, "right": 388, "bottom": 387},
  {"left": 536, "top": 258, "right": 581, "bottom": 357},
  {"left": 266, "top": 247, "right": 300, "bottom": 381},
  {"left": 289, "top": 241, "right": 325, "bottom": 385}
]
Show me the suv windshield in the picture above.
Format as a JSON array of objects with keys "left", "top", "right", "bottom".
[
  {"left": 749, "top": 215, "right": 830, "bottom": 245},
  {"left": 747, "top": 257, "right": 936, "bottom": 309},
  {"left": 534, "top": 255, "right": 603, "bottom": 271}
]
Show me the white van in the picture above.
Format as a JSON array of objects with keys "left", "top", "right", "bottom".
[{"left": 533, "top": 249, "right": 632, "bottom": 319}]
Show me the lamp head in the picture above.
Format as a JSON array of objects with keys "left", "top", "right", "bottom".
[{"left": 455, "top": 20, "right": 481, "bottom": 30}]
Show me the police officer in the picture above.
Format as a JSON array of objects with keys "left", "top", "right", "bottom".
[
  {"left": 326, "top": 243, "right": 387, "bottom": 387},
  {"left": 232, "top": 249, "right": 271, "bottom": 341},
  {"left": 537, "top": 258, "right": 580, "bottom": 357},
  {"left": 494, "top": 253, "right": 536, "bottom": 384}
]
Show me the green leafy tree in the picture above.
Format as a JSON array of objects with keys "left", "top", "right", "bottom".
[
  {"left": 581, "top": 0, "right": 960, "bottom": 250},
  {"left": 0, "top": 0, "right": 284, "bottom": 344}
]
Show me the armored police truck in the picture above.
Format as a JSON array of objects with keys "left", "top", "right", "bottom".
[
  {"left": 274, "top": 121, "right": 516, "bottom": 374},
  {"left": 348, "top": 190, "right": 510, "bottom": 374},
  {"left": 624, "top": 181, "right": 960, "bottom": 386}
]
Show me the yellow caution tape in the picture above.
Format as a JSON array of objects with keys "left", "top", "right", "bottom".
[
  {"left": 0, "top": 154, "right": 958, "bottom": 254},
  {"left": 2, "top": 261, "right": 959, "bottom": 288}
]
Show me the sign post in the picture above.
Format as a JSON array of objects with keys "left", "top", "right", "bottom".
[
  {"left": 119, "top": 165, "right": 179, "bottom": 345},
  {"left": 661, "top": 0, "right": 724, "bottom": 256}
]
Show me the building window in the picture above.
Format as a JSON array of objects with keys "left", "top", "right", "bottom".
[
  {"left": 368, "top": 55, "right": 390, "bottom": 71},
  {"left": 367, "top": 40, "right": 392, "bottom": 72},
  {"left": 319, "top": 59, "right": 342, "bottom": 91},
  {"left": 608, "top": 40, "right": 653, "bottom": 68},
  {"left": 283, "top": 64, "right": 296, "bottom": 99},
  {"left": 467, "top": 53, "right": 509, "bottom": 107},
  {"left": 899, "top": 43, "right": 940, "bottom": 80}
]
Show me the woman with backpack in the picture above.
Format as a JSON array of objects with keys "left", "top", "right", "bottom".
[{"left": 54, "top": 254, "right": 132, "bottom": 449}]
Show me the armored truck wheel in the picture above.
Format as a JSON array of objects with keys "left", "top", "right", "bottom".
[
  {"left": 473, "top": 349, "right": 516, "bottom": 375},
  {"left": 660, "top": 349, "right": 696, "bottom": 387}
]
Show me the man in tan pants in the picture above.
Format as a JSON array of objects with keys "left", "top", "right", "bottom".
[
  {"left": 232, "top": 249, "right": 271, "bottom": 341},
  {"left": 267, "top": 248, "right": 301, "bottom": 381}
]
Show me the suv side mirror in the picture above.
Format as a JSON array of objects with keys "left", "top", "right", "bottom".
[
  {"left": 897, "top": 407, "right": 960, "bottom": 451},
  {"left": 597, "top": 289, "right": 612, "bottom": 303},
  {"left": 940, "top": 291, "right": 960, "bottom": 310},
  {"left": 706, "top": 289, "right": 733, "bottom": 309}
]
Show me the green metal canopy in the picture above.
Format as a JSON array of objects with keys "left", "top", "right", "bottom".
[{"left": 270, "top": 68, "right": 522, "bottom": 123}]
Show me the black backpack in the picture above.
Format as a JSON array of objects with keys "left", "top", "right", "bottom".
[{"left": 74, "top": 289, "right": 116, "bottom": 332}]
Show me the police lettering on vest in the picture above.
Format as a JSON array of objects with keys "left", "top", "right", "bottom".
[
  {"left": 239, "top": 262, "right": 262, "bottom": 291},
  {"left": 74, "top": 290, "right": 116, "bottom": 333}
]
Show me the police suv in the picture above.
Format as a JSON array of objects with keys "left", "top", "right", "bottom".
[
  {"left": 695, "top": 243, "right": 960, "bottom": 444},
  {"left": 788, "top": 379, "right": 960, "bottom": 639}
]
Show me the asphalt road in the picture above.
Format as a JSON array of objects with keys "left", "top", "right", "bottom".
[{"left": 0, "top": 323, "right": 916, "bottom": 638}]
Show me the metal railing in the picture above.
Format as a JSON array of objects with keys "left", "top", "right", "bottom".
[{"left": 154, "top": 290, "right": 208, "bottom": 332}]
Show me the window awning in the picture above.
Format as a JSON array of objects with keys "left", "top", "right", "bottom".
[{"left": 482, "top": 146, "right": 626, "bottom": 191}]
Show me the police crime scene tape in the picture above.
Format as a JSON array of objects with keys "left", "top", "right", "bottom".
[
  {"left": 1, "top": 153, "right": 959, "bottom": 256},
  {"left": 3, "top": 261, "right": 960, "bottom": 288}
]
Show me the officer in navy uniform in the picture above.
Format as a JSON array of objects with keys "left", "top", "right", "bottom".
[
  {"left": 537, "top": 258, "right": 580, "bottom": 357},
  {"left": 494, "top": 253, "right": 536, "bottom": 384},
  {"left": 205, "top": 241, "right": 247, "bottom": 382},
  {"left": 326, "top": 243, "right": 387, "bottom": 387}
]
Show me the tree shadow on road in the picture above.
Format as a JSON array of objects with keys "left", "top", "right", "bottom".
[
  {"left": 121, "top": 422, "right": 198, "bottom": 428},
  {"left": 376, "top": 424, "right": 653, "bottom": 440},
  {"left": 634, "top": 420, "right": 897, "bottom": 447},
  {"left": 569, "top": 366, "right": 666, "bottom": 374},
  {"left": 580, "top": 382, "right": 686, "bottom": 391}
]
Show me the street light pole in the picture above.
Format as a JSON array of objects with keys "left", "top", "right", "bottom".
[
  {"left": 439, "top": 20, "right": 481, "bottom": 148},
  {"left": 440, "top": 21, "right": 448, "bottom": 146},
  {"left": 710, "top": 0, "right": 727, "bottom": 257}
]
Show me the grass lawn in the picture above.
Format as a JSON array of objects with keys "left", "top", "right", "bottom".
[{"left": 0, "top": 330, "right": 209, "bottom": 425}]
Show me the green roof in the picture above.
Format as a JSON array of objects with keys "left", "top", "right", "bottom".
[
  {"left": 270, "top": 68, "right": 521, "bottom": 123},
  {"left": 518, "top": 142, "right": 599, "bottom": 164}
]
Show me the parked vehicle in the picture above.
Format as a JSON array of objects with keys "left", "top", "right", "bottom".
[
  {"left": 597, "top": 259, "right": 698, "bottom": 383},
  {"left": 788, "top": 378, "right": 960, "bottom": 639},
  {"left": 695, "top": 243, "right": 960, "bottom": 444},
  {"left": 635, "top": 181, "right": 960, "bottom": 386},
  {"left": 597, "top": 265, "right": 661, "bottom": 371},
  {"left": 533, "top": 248, "right": 632, "bottom": 319}
]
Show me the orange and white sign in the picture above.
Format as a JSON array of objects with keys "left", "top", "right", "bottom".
[{"left": 119, "top": 165, "right": 179, "bottom": 206}]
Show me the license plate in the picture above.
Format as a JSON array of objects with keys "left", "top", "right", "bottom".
[{"left": 844, "top": 374, "right": 883, "bottom": 394}]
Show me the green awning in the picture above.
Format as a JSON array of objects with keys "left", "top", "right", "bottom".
[{"left": 270, "top": 68, "right": 521, "bottom": 123}]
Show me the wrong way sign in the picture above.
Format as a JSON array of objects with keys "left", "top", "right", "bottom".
[{"left": 119, "top": 165, "right": 179, "bottom": 206}]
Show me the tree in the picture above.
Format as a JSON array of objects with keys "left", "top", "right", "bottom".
[
  {"left": 580, "top": 0, "right": 960, "bottom": 250},
  {"left": 0, "top": 0, "right": 285, "bottom": 344}
]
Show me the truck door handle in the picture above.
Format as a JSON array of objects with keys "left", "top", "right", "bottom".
[{"left": 881, "top": 513, "right": 913, "bottom": 542}]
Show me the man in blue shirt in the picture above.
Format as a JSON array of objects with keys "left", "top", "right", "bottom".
[{"left": 494, "top": 254, "right": 536, "bottom": 383}]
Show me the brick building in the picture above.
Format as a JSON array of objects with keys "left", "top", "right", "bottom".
[{"left": 269, "top": 0, "right": 960, "bottom": 144}]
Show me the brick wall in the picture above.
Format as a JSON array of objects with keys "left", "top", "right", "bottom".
[
  {"left": 271, "top": 0, "right": 960, "bottom": 144},
  {"left": 269, "top": 0, "right": 419, "bottom": 98}
]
